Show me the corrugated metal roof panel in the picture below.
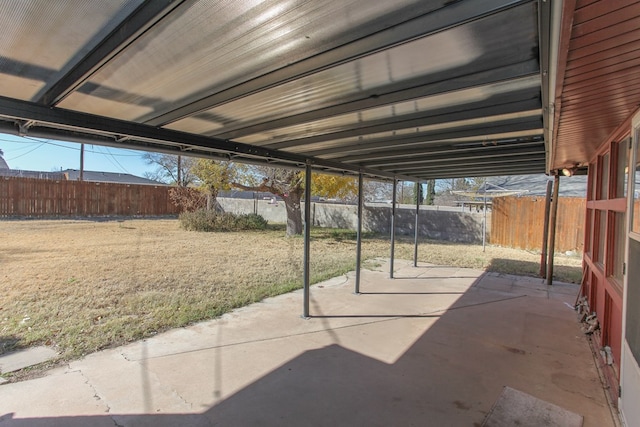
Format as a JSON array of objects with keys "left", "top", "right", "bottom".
[
  {"left": 226, "top": 77, "right": 541, "bottom": 146},
  {"left": 194, "top": 3, "right": 540, "bottom": 142},
  {"left": 0, "top": 0, "right": 551, "bottom": 181},
  {"left": 0, "top": 0, "right": 143, "bottom": 101},
  {"left": 56, "top": 0, "right": 425, "bottom": 122}
]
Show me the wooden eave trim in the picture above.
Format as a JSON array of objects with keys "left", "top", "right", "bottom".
[{"left": 551, "top": 0, "right": 578, "bottom": 169}]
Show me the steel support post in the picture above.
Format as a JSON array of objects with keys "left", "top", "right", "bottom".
[
  {"left": 390, "top": 179, "right": 397, "bottom": 278},
  {"left": 546, "top": 174, "right": 560, "bottom": 286},
  {"left": 302, "top": 164, "right": 312, "bottom": 318},
  {"left": 355, "top": 173, "right": 364, "bottom": 294},
  {"left": 539, "top": 179, "right": 553, "bottom": 277},
  {"left": 482, "top": 180, "right": 487, "bottom": 252},
  {"left": 414, "top": 182, "right": 420, "bottom": 267}
]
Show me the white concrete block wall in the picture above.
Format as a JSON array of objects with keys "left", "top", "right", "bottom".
[{"left": 217, "top": 198, "right": 489, "bottom": 244}]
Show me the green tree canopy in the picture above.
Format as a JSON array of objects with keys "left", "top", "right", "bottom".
[{"left": 232, "top": 166, "right": 357, "bottom": 236}]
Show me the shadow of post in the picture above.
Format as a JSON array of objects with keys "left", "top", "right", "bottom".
[{"left": 1, "top": 268, "right": 610, "bottom": 426}]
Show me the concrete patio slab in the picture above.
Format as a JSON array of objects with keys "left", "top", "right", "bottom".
[
  {"left": 0, "top": 260, "right": 618, "bottom": 426},
  {"left": 0, "top": 346, "right": 57, "bottom": 374}
]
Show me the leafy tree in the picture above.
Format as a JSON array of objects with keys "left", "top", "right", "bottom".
[
  {"left": 469, "top": 177, "right": 488, "bottom": 193},
  {"left": 142, "top": 153, "right": 197, "bottom": 186},
  {"left": 311, "top": 174, "right": 357, "bottom": 202},
  {"left": 191, "top": 159, "right": 238, "bottom": 211},
  {"left": 363, "top": 180, "right": 393, "bottom": 202},
  {"left": 231, "top": 166, "right": 357, "bottom": 236},
  {"left": 413, "top": 183, "right": 424, "bottom": 205},
  {"left": 425, "top": 180, "right": 436, "bottom": 205},
  {"left": 395, "top": 181, "right": 416, "bottom": 204},
  {"left": 231, "top": 167, "right": 304, "bottom": 236}
]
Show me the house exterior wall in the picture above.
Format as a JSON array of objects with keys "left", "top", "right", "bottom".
[
  {"left": 582, "top": 132, "right": 629, "bottom": 398},
  {"left": 581, "top": 110, "right": 640, "bottom": 425}
]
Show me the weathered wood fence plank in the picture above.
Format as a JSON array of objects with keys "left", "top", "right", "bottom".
[
  {"left": 0, "top": 177, "right": 179, "bottom": 217},
  {"left": 492, "top": 196, "right": 585, "bottom": 253}
]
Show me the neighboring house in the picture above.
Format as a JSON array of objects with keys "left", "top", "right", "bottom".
[
  {"left": 0, "top": 168, "right": 66, "bottom": 180},
  {"left": 0, "top": 167, "right": 163, "bottom": 186},
  {"left": 488, "top": 174, "right": 589, "bottom": 198},
  {"left": 62, "top": 169, "right": 164, "bottom": 186}
]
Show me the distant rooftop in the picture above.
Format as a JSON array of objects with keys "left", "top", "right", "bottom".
[
  {"left": 0, "top": 169, "right": 66, "bottom": 180},
  {"left": 487, "top": 174, "right": 588, "bottom": 198},
  {"left": 0, "top": 167, "right": 164, "bottom": 186},
  {"left": 62, "top": 170, "right": 164, "bottom": 186}
]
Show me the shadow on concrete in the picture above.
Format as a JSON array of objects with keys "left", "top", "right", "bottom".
[
  {"left": 486, "top": 258, "right": 582, "bottom": 284},
  {"left": 0, "top": 265, "right": 615, "bottom": 427},
  {"left": 310, "top": 314, "right": 442, "bottom": 318},
  {"left": 359, "top": 291, "right": 466, "bottom": 295}
]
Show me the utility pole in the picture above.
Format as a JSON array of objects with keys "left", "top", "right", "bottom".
[
  {"left": 79, "top": 144, "right": 84, "bottom": 181},
  {"left": 177, "top": 155, "right": 182, "bottom": 186}
]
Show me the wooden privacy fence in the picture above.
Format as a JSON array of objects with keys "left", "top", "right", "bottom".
[
  {"left": 0, "top": 177, "right": 179, "bottom": 217},
  {"left": 492, "top": 196, "right": 585, "bottom": 253}
]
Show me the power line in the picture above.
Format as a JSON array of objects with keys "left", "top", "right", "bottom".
[
  {"left": 0, "top": 136, "right": 143, "bottom": 157},
  {"left": 6, "top": 143, "right": 46, "bottom": 161},
  {"left": 94, "top": 145, "right": 130, "bottom": 174}
]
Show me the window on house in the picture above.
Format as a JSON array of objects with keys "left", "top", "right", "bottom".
[
  {"left": 633, "top": 141, "right": 640, "bottom": 234},
  {"left": 612, "top": 212, "right": 626, "bottom": 283},
  {"left": 616, "top": 139, "right": 629, "bottom": 199},
  {"left": 595, "top": 210, "right": 606, "bottom": 265},
  {"left": 588, "top": 163, "right": 595, "bottom": 201},
  {"left": 599, "top": 153, "right": 610, "bottom": 200},
  {"left": 585, "top": 209, "right": 593, "bottom": 256}
]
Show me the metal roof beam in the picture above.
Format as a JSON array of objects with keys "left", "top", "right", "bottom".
[
  {"left": 381, "top": 155, "right": 547, "bottom": 174},
  {"left": 0, "top": 96, "right": 412, "bottom": 181},
  {"left": 410, "top": 164, "right": 545, "bottom": 180},
  {"left": 145, "top": 0, "right": 533, "bottom": 127},
  {"left": 36, "top": 0, "right": 186, "bottom": 106},
  {"left": 312, "top": 133, "right": 544, "bottom": 159},
  {"left": 220, "top": 64, "right": 540, "bottom": 142},
  {"left": 302, "top": 119, "right": 543, "bottom": 158},
  {"left": 264, "top": 96, "right": 541, "bottom": 150},
  {"left": 339, "top": 139, "right": 542, "bottom": 163},
  {"left": 368, "top": 146, "right": 545, "bottom": 169},
  {"left": 348, "top": 141, "right": 544, "bottom": 165}
]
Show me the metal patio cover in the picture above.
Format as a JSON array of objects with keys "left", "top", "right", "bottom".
[{"left": 0, "top": 0, "right": 553, "bottom": 181}]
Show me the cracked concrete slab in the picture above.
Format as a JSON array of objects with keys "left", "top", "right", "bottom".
[
  {"left": 0, "top": 369, "right": 108, "bottom": 418},
  {"left": 0, "top": 260, "right": 617, "bottom": 426},
  {"left": 68, "top": 349, "right": 195, "bottom": 415},
  {"left": 0, "top": 346, "right": 57, "bottom": 374}
]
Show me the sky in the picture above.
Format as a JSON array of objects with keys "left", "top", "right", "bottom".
[{"left": 0, "top": 132, "right": 154, "bottom": 178}]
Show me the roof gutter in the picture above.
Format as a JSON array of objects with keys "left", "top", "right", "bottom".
[{"left": 540, "top": 0, "right": 563, "bottom": 175}]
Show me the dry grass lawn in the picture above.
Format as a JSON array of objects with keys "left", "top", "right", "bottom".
[{"left": 1, "top": 219, "right": 581, "bottom": 367}]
